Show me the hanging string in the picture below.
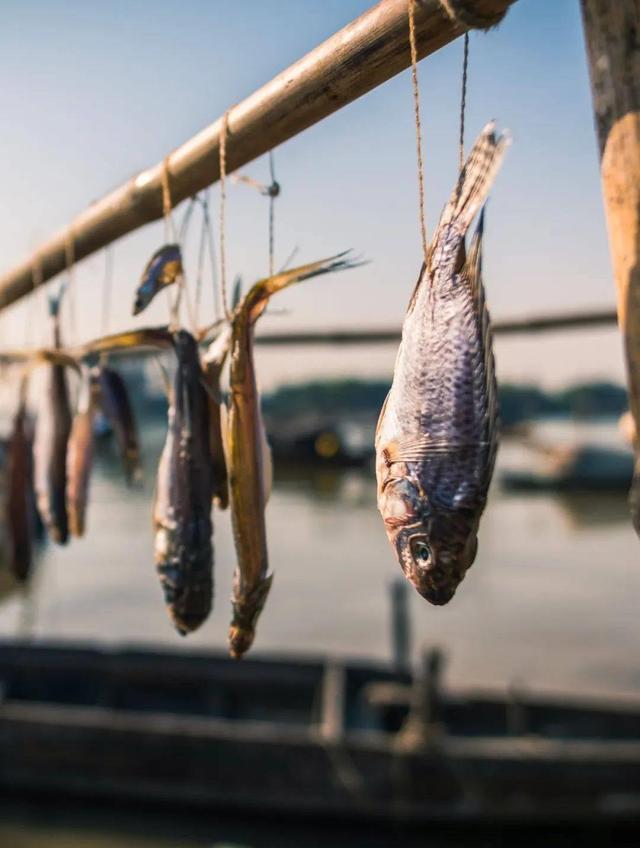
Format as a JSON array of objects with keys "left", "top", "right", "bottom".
[
  {"left": 408, "top": 0, "right": 429, "bottom": 267},
  {"left": 101, "top": 245, "right": 114, "bottom": 336},
  {"left": 218, "top": 111, "right": 232, "bottom": 322},
  {"left": 26, "top": 253, "right": 44, "bottom": 346},
  {"left": 162, "top": 156, "right": 197, "bottom": 332},
  {"left": 64, "top": 228, "right": 76, "bottom": 343},
  {"left": 267, "top": 151, "right": 279, "bottom": 277},
  {"left": 231, "top": 151, "right": 280, "bottom": 277},
  {"left": 201, "top": 190, "right": 221, "bottom": 322},
  {"left": 458, "top": 33, "right": 469, "bottom": 172},
  {"left": 194, "top": 195, "right": 208, "bottom": 327}
]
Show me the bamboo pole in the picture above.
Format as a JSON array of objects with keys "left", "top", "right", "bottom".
[
  {"left": 0, "top": 0, "right": 515, "bottom": 312},
  {"left": 254, "top": 307, "right": 617, "bottom": 346},
  {"left": 581, "top": 1, "right": 640, "bottom": 533}
]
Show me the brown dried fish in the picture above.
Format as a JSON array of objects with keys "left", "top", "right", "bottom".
[
  {"left": 66, "top": 367, "right": 101, "bottom": 537},
  {"left": 227, "top": 254, "right": 357, "bottom": 659}
]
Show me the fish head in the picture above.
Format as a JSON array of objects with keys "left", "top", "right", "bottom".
[
  {"left": 228, "top": 573, "right": 273, "bottom": 660},
  {"left": 380, "top": 476, "right": 478, "bottom": 605},
  {"left": 393, "top": 517, "right": 478, "bottom": 605}
]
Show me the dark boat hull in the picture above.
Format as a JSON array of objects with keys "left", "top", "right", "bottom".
[{"left": 0, "top": 642, "right": 639, "bottom": 823}]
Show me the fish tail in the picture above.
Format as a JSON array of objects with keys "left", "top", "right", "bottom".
[
  {"left": 243, "top": 252, "right": 361, "bottom": 323},
  {"left": 440, "top": 121, "right": 510, "bottom": 235}
]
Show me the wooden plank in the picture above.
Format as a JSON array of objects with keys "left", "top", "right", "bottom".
[
  {"left": 581, "top": 1, "right": 640, "bottom": 531},
  {"left": 0, "top": 0, "right": 515, "bottom": 311}
]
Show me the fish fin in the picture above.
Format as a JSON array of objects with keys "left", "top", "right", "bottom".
[
  {"left": 374, "top": 390, "right": 391, "bottom": 447},
  {"left": 465, "top": 207, "right": 499, "bottom": 479},
  {"left": 437, "top": 121, "right": 509, "bottom": 237},
  {"left": 383, "top": 435, "right": 486, "bottom": 464},
  {"left": 133, "top": 244, "right": 183, "bottom": 316},
  {"left": 240, "top": 252, "right": 362, "bottom": 324},
  {"left": 48, "top": 280, "right": 67, "bottom": 318},
  {"left": 203, "top": 325, "right": 232, "bottom": 369}
]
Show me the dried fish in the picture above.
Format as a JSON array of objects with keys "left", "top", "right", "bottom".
[
  {"left": 202, "top": 327, "right": 232, "bottom": 509},
  {"left": 227, "top": 254, "right": 357, "bottom": 659},
  {"left": 154, "top": 330, "right": 214, "bottom": 634},
  {"left": 66, "top": 367, "right": 100, "bottom": 537},
  {"left": 33, "top": 294, "right": 73, "bottom": 545},
  {"left": 6, "top": 380, "right": 33, "bottom": 580},
  {"left": 375, "top": 122, "right": 508, "bottom": 605},
  {"left": 133, "top": 244, "right": 183, "bottom": 316},
  {"left": 97, "top": 365, "right": 142, "bottom": 486}
]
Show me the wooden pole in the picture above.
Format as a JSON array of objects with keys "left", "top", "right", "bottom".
[
  {"left": 253, "top": 306, "right": 617, "bottom": 347},
  {"left": 0, "top": 0, "right": 515, "bottom": 312},
  {"left": 581, "top": 1, "right": 640, "bottom": 532}
]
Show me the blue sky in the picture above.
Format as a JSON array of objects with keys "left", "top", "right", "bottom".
[{"left": 0, "top": 0, "right": 623, "bottom": 389}]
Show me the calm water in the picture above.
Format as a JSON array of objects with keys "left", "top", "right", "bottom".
[{"left": 1, "top": 417, "right": 639, "bottom": 846}]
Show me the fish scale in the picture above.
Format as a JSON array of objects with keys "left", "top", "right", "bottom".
[{"left": 376, "top": 121, "right": 508, "bottom": 605}]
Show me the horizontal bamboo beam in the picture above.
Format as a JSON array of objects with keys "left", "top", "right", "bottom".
[
  {"left": 0, "top": 0, "right": 515, "bottom": 312},
  {"left": 254, "top": 307, "right": 617, "bottom": 346}
]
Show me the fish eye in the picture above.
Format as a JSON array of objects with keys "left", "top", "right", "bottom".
[{"left": 411, "top": 539, "right": 431, "bottom": 565}]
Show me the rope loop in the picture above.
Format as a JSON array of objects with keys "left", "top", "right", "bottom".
[{"left": 439, "top": 0, "right": 507, "bottom": 31}]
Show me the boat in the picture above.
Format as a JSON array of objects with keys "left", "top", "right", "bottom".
[
  {"left": 501, "top": 444, "right": 634, "bottom": 492},
  {"left": 0, "top": 640, "right": 640, "bottom": 823}
]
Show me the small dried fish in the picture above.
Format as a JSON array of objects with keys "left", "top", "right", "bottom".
[
  {"left": 133, "top": 245, "right": 183, "bottom": 316},
  {"left": 66, "top": 367, "right": 101, "bottom": 537},
  {"left": 33, "top": 294, "right": 73, "bottom": 545},
  {"left": 98, "top": 365, "right": 142, "bottom": 486},
  {"left": 227, "top": 254, "right": 357, "bottom": 659},
  {"left": 154, "top": 330, "right": 214, "bottom": 634},
  {"left": 375, "top": 122, "right": 508, "bottom": 605},
  {"left": 6, "top": 380, "right": 33, "bottom": 581}
]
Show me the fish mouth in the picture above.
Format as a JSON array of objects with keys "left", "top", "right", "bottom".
[
  {"left": 414, "top": 577, "right": 457, "bottom": 606},
  {"left": 394, "top": 528, "right": 461, "bottom": 607}
]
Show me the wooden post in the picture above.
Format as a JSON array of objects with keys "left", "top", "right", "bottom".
[
  {"left": 390, "top": 578, "right": 411, "bottom": 671},
  {"left": 581, "top": 1, "right": 640, "bottom": 532},
  {"left": 0, "top": 0, "right": 516, "bottom": 312}
]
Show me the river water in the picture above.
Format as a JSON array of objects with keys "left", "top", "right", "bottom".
[{"left": 0, "top": 417, "right": 639, "bottom": 845}]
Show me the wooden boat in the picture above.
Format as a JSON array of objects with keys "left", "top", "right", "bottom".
[{"left": 0, "top": 640, "right": 640, "bottom": 823}]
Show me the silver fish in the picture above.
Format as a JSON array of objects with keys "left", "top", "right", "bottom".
[
  {"left": 375, "top": 122, "right": 508, "bottom": 605},
  {"left": 33, "top": 294, "right": 73, "bottom": 545},
  {"left": 153, "top": 330, "right": 214, "bottom": 635}
]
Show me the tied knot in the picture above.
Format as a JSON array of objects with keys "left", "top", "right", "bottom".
[{"left": 439, "top": 0, "right": 508, "bottom": 31}]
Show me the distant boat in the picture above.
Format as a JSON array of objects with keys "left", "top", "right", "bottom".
[
  {"left": 1, "top": 641, "right": 640, "bottom": 823},
  {"left": 501, "top": 442, "right": 634, "bottom": 493}
]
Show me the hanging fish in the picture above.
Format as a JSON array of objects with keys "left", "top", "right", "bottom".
[
  {"left": 33, "top": 292, "right": 73, "bottom": 545},
  {"left": 133, "top": 244, "right": 183, "bottom": 316},
  {"left": 375, "top": 122, "right": 508, "bottom": 606},
  {"left": 227, "top": 254, "right": 357, "bottom": 659},
  {"left": 202, "top": 326, "right": 232, "bottom": 509},
  {"left": 154, "top": 330, "right": 214, "bottom": 634},
  {"left": 66, "top": 366, "right": 101, "bottom": 537},
  {"left": 97, "top": 365, "right": 142, "bottom": 486},
  {"left": 6, "top": 378, "right": 34, "bottom": 581}
]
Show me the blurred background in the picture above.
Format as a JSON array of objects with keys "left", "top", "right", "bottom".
[{"left": 0, "top": 1, "right": 638, "bottom": 845}]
